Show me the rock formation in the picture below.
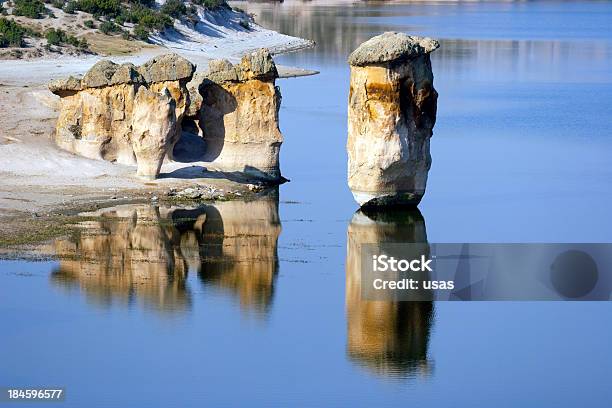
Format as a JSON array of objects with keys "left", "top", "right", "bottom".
[
  {"left": 347, "top": 32, "right": 439, "bottom": 207},
  {"left": 49, "top": 53, "right": 195, "bottom": 179},
  {"left": 186, "top": 49, "right": 283, "bottom": 181},
  {"left": 345, "top": 208, "right": 433, "bottom": 378}
]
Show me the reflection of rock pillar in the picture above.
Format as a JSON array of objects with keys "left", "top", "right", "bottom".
[
  {"left": 346, "top": 208, "right": 433, "bottom": 378},
  {"left": 51, "top": 205, "right": 190, "bottom": 312},
  {"left": 197, "top": 191, "right": 281, "bottom": 315},
  {"left": 347, "top": 32, "right": 439, "bottom": 207},
  {"left": 187, "top": 49, "right": 283, "bottom": 181}
]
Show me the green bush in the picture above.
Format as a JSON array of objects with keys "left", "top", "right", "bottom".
[
  {"left": 76, "top": 0, "right": 120, "bottom": 17},
  {"left": 51, "top": 0, "right": 65, "bottom": 9},
  {"left": 0, "top": 17, "right": 26, "bottom": 47},
  {"left": 194, "top": 0, "right": 226, "bottom": 9},
  {"left": 13, "top": 0, "right": 48, "bottom": 19},
  {"left": 63, "top": 0, "right": 77, "bottom": 13},
  {"left": 84, "top": 19, "right": 94, "bottom": 28},
  {"left": 99, "top": 20, "right": 117, "bottom": 34},
  {"left": 45, "top": 27, "right": 87, "bottom": 49},
  {"left": 160, "top": 0, "right": 186, "bottom": 18},
  {"left": 45, "top": 27, "right": 62, "bottom": 45},
  {"left": 127, "top": 0, "right": 154, "bottom": 7},
  {"left": 133, "top": 23, "right": 148, "bottom": 41},
  {"left": 129, "top": 5, "right": 172, "bottom": 31}
]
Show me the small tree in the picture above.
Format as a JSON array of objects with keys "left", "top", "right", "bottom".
[
  {"left": 0, "top": 18, "right": 26, "bottom": 47},
  {"left": 160, "top": 0, "right": 186, "bottom": 18},
  {"left": 13, "top": 0, "right": 48, "bottom": 19},
  {"left": 133, "top": 24, "right": 148, "bottom": 41}
]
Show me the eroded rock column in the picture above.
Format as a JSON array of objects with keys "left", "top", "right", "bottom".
[
  {"left": 187, "top": 49, "right": 283, "bottom": 181},
  {"left": 347, "top": 32, "right": 439, "bottom": 207}
]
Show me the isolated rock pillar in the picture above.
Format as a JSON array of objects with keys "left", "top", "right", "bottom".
[{"left": 347, "top": 32, "right": 439, "bottom": 207}]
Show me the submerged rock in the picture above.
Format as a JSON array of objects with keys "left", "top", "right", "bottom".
[
  {"left": 49, "top": 53, "right": 195, "bottom": 179},
  {"left": 347, "top": 32, "right": 439, "bottom": 207},
  {"left": 186, "top": 48, "right": 283, "bottom": 181}
]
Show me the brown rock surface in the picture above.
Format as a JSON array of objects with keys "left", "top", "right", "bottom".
[
  {"left": 186, "top": 49, "right": 283, "bottom": 181},
  {"left": 49, "top": 54, "right": 195, "bottom": 179}
]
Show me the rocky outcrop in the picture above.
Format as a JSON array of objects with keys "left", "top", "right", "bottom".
[
  {"left": 49, "top": 54, "right": 195, "bottom": 179},
  {"left": 186, "top": 49, "right": 283, "bottom": 181},
  {"left": 345, "top": 208, "right": 433, "bottom": 377},
  {"left": 347, "top": 32, "right": 439, "bottom": 207}
]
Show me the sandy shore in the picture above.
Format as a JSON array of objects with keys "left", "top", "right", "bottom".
[{"left": 0, "top": 13, "right": 315, "bottom": 223}]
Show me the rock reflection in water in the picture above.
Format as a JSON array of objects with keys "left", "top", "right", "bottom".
[
  {"left": 346, "top": 208, "right": 434, "bottom": 379},
  {"left": 52, "top": 205, "right": 190, "bottom": 314},
  {"left": 51, "top": 190, "right": 281, "bottom": 316},
  {"left": 194, "top": 195, "right": 281, "bottom": 316}
]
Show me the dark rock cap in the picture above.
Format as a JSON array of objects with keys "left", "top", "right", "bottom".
[
  {"left": 138, "top": 53, "right": 196, "bottom": 83},
  {"left": 48, "top": 76, "right": 83, "bottom": 94},
  {"left": 348, "top": 32, "right": 439, "bottom": 66},
  {"left": 110, "top": 63, "right": 145, "bottom": 86},
  {"left": 237, "top": 48, "right": 278, "bottom": 81},
  {"left": 81, "top": 60, "right": 119, "bottom": 88},
  {"left": 207, "top": 59, "right": 239, "bottom": 82},
  {"left": 196, "top": 49, "right": 278, "bottom": 85}
]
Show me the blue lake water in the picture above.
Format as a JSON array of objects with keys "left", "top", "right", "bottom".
[{"left": 2, "top": 1, "right": 612, "bottom": 406}]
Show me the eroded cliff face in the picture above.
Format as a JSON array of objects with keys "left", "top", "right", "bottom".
[
  {"left": 186, "top": 49, "right": 283, "bottom": 181},
  {"left": 347, "top": 32, "right": 439, "bottom": 207},
  {"left": 345, "top": 208, "right": 433, "bottom": 378},
  {"left": 49, "top": 54, "right": 195, "bottom": 179}
]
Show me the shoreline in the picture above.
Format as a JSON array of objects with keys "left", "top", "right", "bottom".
[{"left": 0, "top": 12, "right": 316, "bottom": 232}]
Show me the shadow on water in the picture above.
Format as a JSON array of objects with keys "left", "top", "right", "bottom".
[
  {"left": 51, "top": 189, "right": 281, "bottom": 318},
  {"left": 346, "top": 207, "right": 434, "bottom": 379}
]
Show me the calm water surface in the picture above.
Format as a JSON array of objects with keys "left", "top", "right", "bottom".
[{"left": 2, "top": 1, "right": 612, "bottom": 406}]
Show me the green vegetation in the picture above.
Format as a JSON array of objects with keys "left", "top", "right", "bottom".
[
  {"left": 132, "top": 23, "right": 148, "bottom": 40},
  {"left": 45, "top": 27, "right": 88, "bottom": 48},
  {"left": 98, "top": 20, "right": 118, "bottom": 34},
  {"left": 160, "top": 0, "right": 186, "bottom": 18},
  {"left": 194, "top": 0, "right": 226, "bottom": 9},
  {"left": 0, "top": 17, "right": 26, "bottom": 47},
  {"left": 63, "top": 0, "right": 77, "bottom": 14},
  {"left": 76, "top": 0, "right": 121, "bottom": 17},
  {"left": 12, "top": 0, "right": 48, "bottom": 19},
  {"left": 7, "top": 0, "right": 229, "bottom": 43}
]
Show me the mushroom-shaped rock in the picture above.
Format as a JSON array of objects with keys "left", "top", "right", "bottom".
[
  {"left": 347, "top": 32, "right": 439, "bottom": 207},
  {"left": 49, "top": 54, "right": 196, "bottom": 176},
  {"left": 185, "top": 49, "right": 283, "bottom": 181},
  {"left": 131, "top": 87, "right": 177, "bottom": 179}
]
